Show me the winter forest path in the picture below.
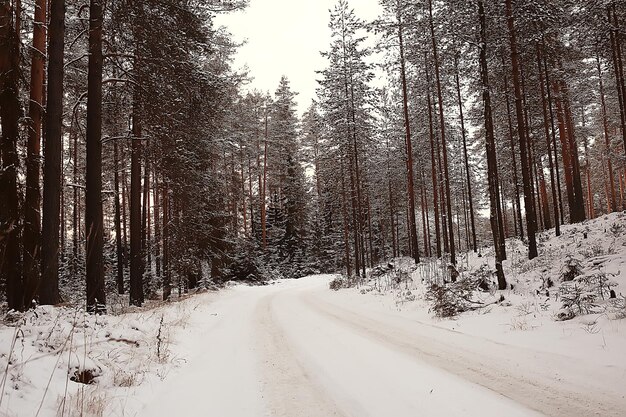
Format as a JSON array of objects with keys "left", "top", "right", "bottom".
[{"left": 137, "top": 275, "right": 626, "bottom": 417}]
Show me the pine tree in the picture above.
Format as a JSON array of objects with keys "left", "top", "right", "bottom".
[
  {"left": 85, "top": 0, "right": 106, "bottom": 313},
  {"left": 318, "top": 0, "right": 374, "bottom": 278},
  {"left": 40, "top": 0, "right": 65, "bottom": 306},
  {"left": 0, "top": 0, "right": 23, "bottom": 311}
]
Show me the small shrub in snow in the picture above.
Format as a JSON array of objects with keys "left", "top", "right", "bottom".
[
  {"left": 555, "top": 308, "right": 575, "bottom": 321},
  {"left": 561, "top": 256, "right": 583, "bottom": 282},
  {"left": 539, "top": 273, "right": 554, "bottom": 289},
  {"left": 371, "top": 263, "right": 394, "bottom": 278},
  {"left": 396, "top": 289, "right": 416, "bottom": 305},
  {"left": 581, "top": 243, "right": 606, "bottom": 259},
  {"left": 580, "top": 320, "right": 601, "bottom": 334},
  {"left": 61, "top": 388, "right": 107, "bottom": 417},
  {"left": 329, "top": 276, "right": 349, "bottom": 291},
  {"left": 609, "top": 222, "right": 623, "bottom": 237},
  {"left": 112, "top": 370, "right": 140, "bottom": 387},
  {"left": 508, "top": 317, "right": 535, "bottom": 331},
  {"left": 425, "top": 278, "right": 486, "bottom": 318},
  {"left": 558, "top": 273, "right": 615, "bottom": 316},
  {"left": 515, "top": 302, "right": 535, "bottom": 316},
  {"left": 468, "top": 264, "right": 494, "bottom": 292}
]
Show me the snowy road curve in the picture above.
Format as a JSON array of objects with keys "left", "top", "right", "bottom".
[{"left": 138, "top": 275, "right": 626, "bottom": 417}]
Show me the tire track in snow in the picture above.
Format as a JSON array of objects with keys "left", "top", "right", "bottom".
[
  {"left": 265, "top": 281, "right": 538, "bottom": 417},
  {"left": 254, "top": 292, "right": 346, "bottom": 417},
  {"left": 302, "top": 290, "right": 626, "bottom": 417}
]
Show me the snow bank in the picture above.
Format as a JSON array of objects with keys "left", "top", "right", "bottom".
[
  {"left": 0, "top": 292, "right": 219, "bottom": 417},
  {"left": 333, "top": 212, "right": 626, "bottom": 367}
]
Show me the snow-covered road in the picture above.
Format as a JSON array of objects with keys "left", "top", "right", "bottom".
[{"left": 137, "top": 275, "right": 626, "bottom": 417}]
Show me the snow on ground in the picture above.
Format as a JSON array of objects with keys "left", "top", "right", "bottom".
[
  {"left": 0, "top": 292, "right": 222, "bottom": 417},
  {"left": 348, "top": 211, "right": 626, "bottom": 365},
  {"left": 1, "top": 213, "right": 625, "bottom": 417}
]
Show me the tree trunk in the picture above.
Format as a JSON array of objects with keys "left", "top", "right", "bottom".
[
  {"left": 386, "top": 139, "right": 397, "bottom": 258},
  {"left": 505, "top": 0, "right": 538, "bottom": 260},
  {"left": 478, "top": 0, "right": 506, "bottom": 289},
  {"left": 347, "top": 150, "right": 361, "bottom": 278},
  {"left": 461, "top": 185, "right": 470, "bottom": 251},
  {"left": 584, "top": 139, "right": 595, "bottom": 219},
  {"left": 561, "top": 77, "right": 586, "bottom": 223},
  {"left": 531, "top": 127, "right": 550, "bottom": 231},
  {"left": 520, "top": 64, "right": 542, "bottom": 232},
  {"left": 537, "top": 44, "right": 559, "bottom": 233},
  {"left": 114, "top": 139, "right": 124, "bottom": 294},
  {"left": 240, "top": 147, "right": 247, "bottom": 236},
  {"left": 419, "top": 167, "right": 431, "bottom": 257},
  {"left": 72, "top": 117, "right": 79, "bottom": 273},
  {"left": 609, "top": 5, "right": 626, "bottom": 157},
  {"left": 435, "top": 114, "right": 450, "bottom": 255},
  {"left": 130, "top": 91, "right": 144, "bottom": 307},
  {"left": 553, "top": 81, "right": 575, "bottom": 220},
  {"left": 0, "top": 1, "right": 24, "bottom": 311},
  {"left": 23, "top": 0, "right": 47, "bottom": 305},
  {"left": 398, "top": 12, "right": 419, "bottom": 264},
  {"left": 597, "top": 56, "right": 617, "bottom": 211},
  {"left": 261, "top": 108, "right": 268, "bottom": 249},
  {"left": 343, "top": 33, "right": 367, "bottom": 277},
  {"left": 248, "top": 153, "right": 255, "bottom": 236},
  {"left": 455, "top": 55, "right": 477, "bottom": 252},
  {"left": 153, "top": 169, "right": 161, "bottom": 277},
  {"left": 340, "top": 158, "right": 352, "bottom": 277},
  {"left": 503, "top": 64, "right": 524, "bottom": 240},
  {"left": 142, "top": 140, "right": 151, "bottom": 291},
  {"left": 162, "top": 184, "right": 171, "bottom": 300},
  {"left": 428, "top": 0, "right": 454, "bottom": 264},
  {"left": 501, "top": 183, "right": 510, "bottom": 238},
  {"left": 425, "top": 56, "right": 441, "bottom": 258},
  {"left": 85, "top": 0, "right": 106, "bottom": 313},
  {"left": 542, "top": 41, "right": 565, "bottom": 229},
  {"left": 40, "top": 0, "right": 65, "bottom": 306}
]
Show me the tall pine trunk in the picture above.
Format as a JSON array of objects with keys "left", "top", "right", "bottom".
[
  {"left": 130, "top": 91, "right": 144, "bottom": 306},
  {"left": 261, "top": 108, "right": 268, "bottom": 249},
  {"left": 425, "top": 56, "right": 441, "bottom": 258},
  {"left": 428, "top": 0, "right": 454, "bottom": 265},
  {"left": 153, "top": 169, "right": 161, "bottom": 277},
  {"left": 142, "top": 142, "right": 151, "bottom": 291},
  {"left": 454, "top": 55, "right": 477, "bottom": 252},
  {"left": 23, "top": 0, "right": 47, "bottom": 304},
  {"left": 537, "top": 45, "right": 559, "bottom": 233},
  {"left": 398, "top": 11, "right": 419, "bottom": 264},
  {"left": 40, "top": 0, "right": 65, "bottom": 306},
  {"left": 114, "top": 139, "right": 124, "bottom": 294},
  {"left": 597, "top": 56, "right": 617, "bottom": 211},
  {"left": 503, "top": 65, "right": 524, "bottom": 240},
  {"left": 542, "top": 42, "right": 565, "bottom": 228},
  {"left": 478, "top": 0, "right": 506, "bottom": 288},
  {"left": 561, "top": 77, "right": 586, "bottom": 223},
  {"left": 162, "top": 184, "right": 171, "bottom": 300},
  {"left": 608, "top": 5, "right": 626, "bottom": 157},
  {"left": 0, "top": 1, "right": 23, "bottom": 310},
  {"left": 85, "top": 0, "right": 105, "bottom": 313},
  {"left": 505, "top": 0, "right": 538, "bottom": 259},
  {"left": 340, "top": 158, "right": 352, "bottom": 278}
]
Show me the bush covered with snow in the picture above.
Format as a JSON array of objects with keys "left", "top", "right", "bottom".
[
  {"left": 425, "top": 278, "right": 499, "bottom": 318},
  {"left": 329, "top": 275, "right": 350, "bottom": 291}
]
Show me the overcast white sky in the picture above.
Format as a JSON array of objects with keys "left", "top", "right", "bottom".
[{"left": 215, "top": 0, "right": 383, "bottom": 115}]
